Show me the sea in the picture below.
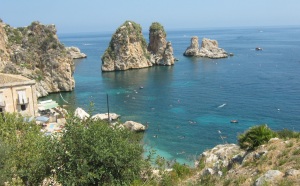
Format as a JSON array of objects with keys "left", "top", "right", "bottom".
[{"left": 39, "top": 25, "right": 300, "bottom": 165}]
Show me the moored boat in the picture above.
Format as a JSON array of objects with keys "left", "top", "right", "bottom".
[
  {"left": 230, "top": 120, "right": 238, "bottom": 123},
  {"left": 255, "top": 47, "right": 263, "bottom": 50}
]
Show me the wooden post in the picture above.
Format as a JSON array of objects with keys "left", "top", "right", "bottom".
[{"left": 107, "top": 93, "right": 110, "bottom": 123}]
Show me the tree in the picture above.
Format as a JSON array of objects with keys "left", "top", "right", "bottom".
[
  {"left": 50, "top": 105, "right": 145, "bottom": 185},
  {"left": 0, "top": 112, "right": 52, "bottom": 186}
]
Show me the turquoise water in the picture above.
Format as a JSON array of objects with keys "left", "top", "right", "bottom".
[{"left": 40, "top": 26, "right": 300, "bottom": 165}]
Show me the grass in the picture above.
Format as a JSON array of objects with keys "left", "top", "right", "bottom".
[{"left": 286, "top": 142, "right": 294, "bottom": 148}]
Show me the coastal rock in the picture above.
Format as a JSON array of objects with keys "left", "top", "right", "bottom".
[
  {"left": 147, "top": 22, "right": 175, "bottom": 66},
  {"left": 66, "top": 47, "right": 87, "bottom": 59},
  {"left": 101, "top": 21, "right": 151, "bottom": 71},
  {"left": 183, "top": 36, "right": 200, "bottom": 56},
  {"left": 203, "top": 168, "right": 215, "bottom": 176},
  {"left": 91, "top": 113, "right": 120, "bottom": 120},
  {"left": 198, "top": 38, "right": 228, "bottom": 58},
  {"left": 123, "top": 121, "right": 145, "bottom": 132},
  {"left": 183, "top": 37, "right": 228, "bottom": 59},
  {"left": 254, "top": 170, "right": 283, "bottom": 186},
  {"left": 74, "top": 107, "right": 89, "bottom": 120},
  {"left": 0, "top": 20, "right": 75, "bottom": 97},
  {"left": 198, "top": 144, "right": 245, "bottom": 172}
]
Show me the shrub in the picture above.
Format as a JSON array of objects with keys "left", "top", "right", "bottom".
[
  {"left": 50, "top": 103, "right": 145, "bottom": 185},
  {"left": 149, "top": 22, "right": 167, "bottom": 37},
  {"left": 171, "top": 163, "right": 191, "bottom": 180},
  {"left": 276, "top": 128, "right": 300, "bottom": 139},
  {"left": 238, "top": 124, "right": 277, "bottom": 150}
]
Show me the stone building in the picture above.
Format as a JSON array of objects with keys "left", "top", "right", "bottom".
[{"left": 0, "top": 73, "right": 38, "bottom": 117}]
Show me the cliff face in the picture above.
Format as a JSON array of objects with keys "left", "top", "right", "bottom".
[
  {"left": 101, "top": 21, "right": 175, "bottom": 71},
  {"left": 101, "top": 21, "right": 151, "bottom": 71},
  {"left": 0, "top": 21, "right": 75, "bottom": 97},
  {"left": 183, "top": 36, "right": 228, "bottom": 59},
  {"left": 147, "top": 22, "right": 174, "bottom": 66}
]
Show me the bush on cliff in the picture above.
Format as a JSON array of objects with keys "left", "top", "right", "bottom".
[
  {"left": 238, "top": 124, "right": 277, "bottom": 150},
  {"left": 149, "top": 22, "right": 167, "bottom": 37}
]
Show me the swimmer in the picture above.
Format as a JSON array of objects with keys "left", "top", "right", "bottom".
[
  {"left": 178, "top": 100, "right": 180, "bottom": 102},
  {"left": 145, "top": 124, "right": 148, "bottom": 128},
  {"left": 157, "top": 124, "right": 160, "bottom": 127},
  {"left": 170, "top": 105, "right": 172, "bottom": 107},
  {"left": 152, "top": 108, "right": 155, "bottom": 110},
  {"left": 158, "top": 129, "right": 160, "bottom": 131},
  {"left": 218, "top": 130, "right": 221, "bottom": 134},
  {"left": 175, "top": 126, "right": 178, "bottom": 128}
]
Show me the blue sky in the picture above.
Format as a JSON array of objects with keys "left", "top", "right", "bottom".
[{"left": 1, "top": 0, "right": 299, "bottom": 33}]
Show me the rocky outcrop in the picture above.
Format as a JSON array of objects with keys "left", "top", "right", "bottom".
[
  {"left": 92, "top": 113, "right": 120, "bottom": 120},
  {"left": 183, "top": 36, "right": 228, "bottom": 59},
  {"left": 147, "top": 22, "right": 175, "bottom": 66},
  {"left": 183, "top": 36, "right": 199, "bottom": 56},
  {"left": 101, "top": 21, "right": 151, "bottom": 71},
  {"left": 0, "top": 20, "right": 75, "bottom": 98},
  {"left": 123, "top": 121, "right": 145, "bottom": 132},
  {"left": 74, "top": 107, "right": 89, "bottom": 120},
  {"left": 101, "top": 21, "right": 175, "bottom": 71},
  {"left": 66, "top": 47, "right": 87, "bottom": 59},
  {"left": 254, "top": 170, "right": 283, "bottom": 186}
]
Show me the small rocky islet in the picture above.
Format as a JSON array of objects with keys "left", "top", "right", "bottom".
[{"left": 184, "top": 36, "right": 229, "bottom": 58}]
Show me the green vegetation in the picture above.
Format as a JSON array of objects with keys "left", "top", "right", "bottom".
[
  {"left": 238, "top": 124, "right": 277, "bottom": 150},
  {"left": 20, "top": 63, "right": 32, "bottom": 69},
  {"left": 149, "top": 22, "right": 167, "bottom": 37},
  {"left": 0, "top": 103, "right": 147, "bottom": 185},
  {"left": 276, "top": 128, "right": 300, "bottom": 139}
]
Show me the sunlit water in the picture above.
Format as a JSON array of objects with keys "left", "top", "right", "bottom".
[{"left": 39, "top": 26, "right": 300, "bottom": 165}]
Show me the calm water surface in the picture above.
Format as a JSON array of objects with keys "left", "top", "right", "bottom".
[{"left": 39, "top": 26, "right": 300, "bottom": 165}]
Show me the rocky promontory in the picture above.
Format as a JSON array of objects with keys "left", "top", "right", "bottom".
[
  {"left": 147, "top": 22, "right": 175, "bottom": 66},
  {"left": 66, "top": 47, "right": 87, "bottom": 59},
  {"left": 184, "top": 36, "right": 228, "bottom": 58},
  {"left": 0, "top": 20, "right": 75, "bottom": 97},
  {"left": 101, "top": 21, "right": 175, "bottom": 71}
]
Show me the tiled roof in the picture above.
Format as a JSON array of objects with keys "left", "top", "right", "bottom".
[{"left": 0, "top": 73, "right": 32, "bottom": 84}]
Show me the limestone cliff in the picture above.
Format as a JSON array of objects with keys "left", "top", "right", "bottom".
[
  {"left": 184, "top": 36, "right": 228, "bottom": 59},
  {"left": 0, "top": 20, "right": 75, "bottom": 97},
  {"left": 147, "top": 22, "right": 174, "bottom": 66},
  {"left": 101, "top": 21, "right": 151, "bottom": 71}
]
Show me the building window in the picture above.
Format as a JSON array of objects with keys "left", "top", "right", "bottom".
[
  {"left": 0, "top": 108, "right": 2, "bottom": 112},
  {"left": 17, "top": 90, "right": 28, "bottom": 104},
  {"left": 21, "top": 105, "right": 26, "bottom": 111}
]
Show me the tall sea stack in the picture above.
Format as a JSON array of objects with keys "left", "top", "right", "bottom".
[
  {"left": 101, "top": 21, "right": 175, "bottom": 71},
  {"left": 147, "top": 22, "right": 175, "bottom": 66},
  {"left": 101, "top": 21, "right": 151, "bottom": 71}
]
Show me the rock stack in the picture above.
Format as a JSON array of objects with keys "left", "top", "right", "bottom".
[
  {"left": 147, "top": 22, "right": 175, "bottom": 66},
  {"left": 184, "top": 36, "right": 228, "bottom": 59},
  {"left": 101, "top": 21, "right": 175, "bottom": 71}
]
